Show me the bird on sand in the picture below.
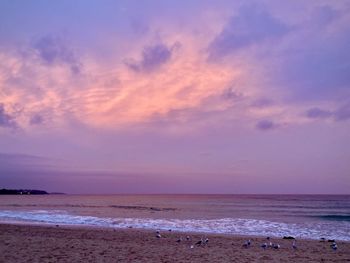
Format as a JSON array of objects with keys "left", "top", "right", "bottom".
[
  {"left": 331, "top": 242, "right": 338, "bottom": 251},
  {"left": 195, "top": 238, "right": 203, "bottom": 246},
  {"left": 242, "top": 240, "right": 251, "bottom": 248},
  {"left": 273, "top": 244, "right": 280, "bottom": 249}
]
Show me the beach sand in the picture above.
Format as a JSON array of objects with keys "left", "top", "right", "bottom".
[{"left": 0, "top": 223, "right": 349, "bottom": 262}]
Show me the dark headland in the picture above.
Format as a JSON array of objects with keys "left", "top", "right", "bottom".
[{"left": 0, "top": 188, "right": 49, "bottom": 195}]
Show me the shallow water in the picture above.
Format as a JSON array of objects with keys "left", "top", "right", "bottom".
[{"left": 0, "top": 194, "right": 349, "bottom": 240}]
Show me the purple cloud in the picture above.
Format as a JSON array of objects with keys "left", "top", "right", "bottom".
[
  {"left": 256, "top": 119, "right": 276, "bottom": 131},
  {"left": 208, "top": 4, "right": 290, "bottom": 59},
  {"left": 306, "top": 107, "right": 332, "bottom": 119},
  {"left": 125, "top": 43, "right": 173, "bottom": 72},
  {"left": 30, "top": 114, "right": 44, "bottom": 125},
  {"left": 222, "top": 87, "right": 244, "bottom": 101},
  {"left": 0, "top": 104, "right": 16, "bottom": 129},
  {"left": 33, "top": 35, "right": 81, "bottom": 74},
  {"left": 334, "top": 103, "right": 350, "bottom": 121},
  {"left": 305, "top": 104, "right": 350, "bottom": 122},
  {"left": 277, "top": 6, "right": 350, "bottom": 101}
]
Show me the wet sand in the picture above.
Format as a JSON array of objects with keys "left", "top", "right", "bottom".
[{"left": 0, "top": 223, "right": 349, "bottom": 262}]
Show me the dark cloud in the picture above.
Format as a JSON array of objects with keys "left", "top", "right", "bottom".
[
  {"left": 282, "top": 44, "right": 350, "bottom": 100},
  {"left": 305, "top": 104, "right": 350, "bottom": 122},
  {"left": 334, "top": 103, "right": 350, "bottom": 121},
  {"left": 30, "top": 114, "right": 44, "bottom": 125},
  {"left": 208, "top": 4, "right": 290, "bottom": 59},
  {"left": 222, "top": 87, "right": 244, "bottom": 101},
  {"left": 256, "top": 119, "right": 276, "bottom": 131},
  {"left": 306, "top": 107, "right": 332, "bottom": 119},
  {"left": 277, "top": 6, "right": 350, "bottom": 101},
  {"left": 0, "top": 104, "right": 17, "bottom": 128},
  {"left": 33, "top": 35, "right": 81, "bottom": 74},
  {"left": 125, "top": 43, "right": 174, "bottom": 72}
]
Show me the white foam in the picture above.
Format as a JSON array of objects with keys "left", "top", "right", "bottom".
[{"left": 0, "top": 210, "right": 349, "bottom": 241}]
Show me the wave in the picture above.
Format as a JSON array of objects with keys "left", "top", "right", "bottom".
[
  {"left": 109, "top": 205, "right": 176, "bottom": 211},
  {"left": 3, "top": 204, "right": 176, "bottom": 211},
  {"left": 315, "top": 215, "right": 350, "bottom": 222},
  {"left": 0, "top": 210, "right": 349, "bottom": 241}
]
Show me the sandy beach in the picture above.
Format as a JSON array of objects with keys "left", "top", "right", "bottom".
[{"left": 0, "top": 223, "right": 349, "bottom": 262}]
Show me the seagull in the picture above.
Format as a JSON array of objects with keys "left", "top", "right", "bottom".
[
  {"left": 247, "top": 239, "right": 251, "bottom": 246},
  {"left": 242, "top": 240, "right": 250, "bottom": 248},
  {"left": 156, "top": 234, "right": 161, "bottom": 238},
  {"left": 331, "top": 242, "right": 337, "bottom": 251},
  {"left": 186, "top": 236, "right": 191, "bottom": 241},
  {"left": 176, "top": 237, "right": 182, "bottom": 243},
  {"left": 292, "top": 240, "right": 297, "bottom": 250},
  {"left": 195, "top": 238, "right": 203, "bottom": 246},
  {"left": 190, "top": 245, "right": 194, "bottom": 249},
  {"left": 268, "top": 242, "right": 273, "bottom": 248},
  {"left": 273, "top": 244, "right": 280, "bottom": 249},
  {"left": 156, "top": 230, "right": 160, "bottom": 234},
  {"left": 261, "top": 243, "right": 268, "bottom": 249},
  {"left": 204, "top": 238, "right": 209, "bottom": 245}
]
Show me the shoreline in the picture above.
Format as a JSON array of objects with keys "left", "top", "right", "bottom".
[
  {"left": 1, "top": 223, "right": 349, "bottom": 262},
  {"left": 0, "top": 219, "right": 348, "bottom": 242}
]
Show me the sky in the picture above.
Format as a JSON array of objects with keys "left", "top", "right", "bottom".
[{"left": 0, "top": 0, "right": 350, "bottom": 194}]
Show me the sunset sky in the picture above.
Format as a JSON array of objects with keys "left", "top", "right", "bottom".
[{"left": 1, "top": 0, "right": 349, "bottom": 194}]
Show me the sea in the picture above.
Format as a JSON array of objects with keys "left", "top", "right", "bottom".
[{"left": 0, "top": 195, "right": 349, "bottom": 241}]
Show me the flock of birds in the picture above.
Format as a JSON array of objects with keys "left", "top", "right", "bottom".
[
  {"left": 243, "top": 237, "right": 288, "bottom": 250},
  {"left": 154, "top": 230, "right": 339, "bottom": 251}
]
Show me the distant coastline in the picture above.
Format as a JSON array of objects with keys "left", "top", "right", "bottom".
[{"left": 0, "top": 189, "right": 49, "bottom": 195}]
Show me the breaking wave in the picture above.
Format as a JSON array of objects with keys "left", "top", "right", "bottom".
[{"left": 0, "top": 210, "right": 349, "bottom": 241}]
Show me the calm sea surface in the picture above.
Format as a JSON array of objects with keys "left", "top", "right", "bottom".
[{"left": 0, "top": 195, "right": 349, "bottom": 240}]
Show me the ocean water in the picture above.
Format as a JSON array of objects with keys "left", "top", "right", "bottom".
[{"left": 0, "top": 195, "right": 349, "bottom": 241}]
